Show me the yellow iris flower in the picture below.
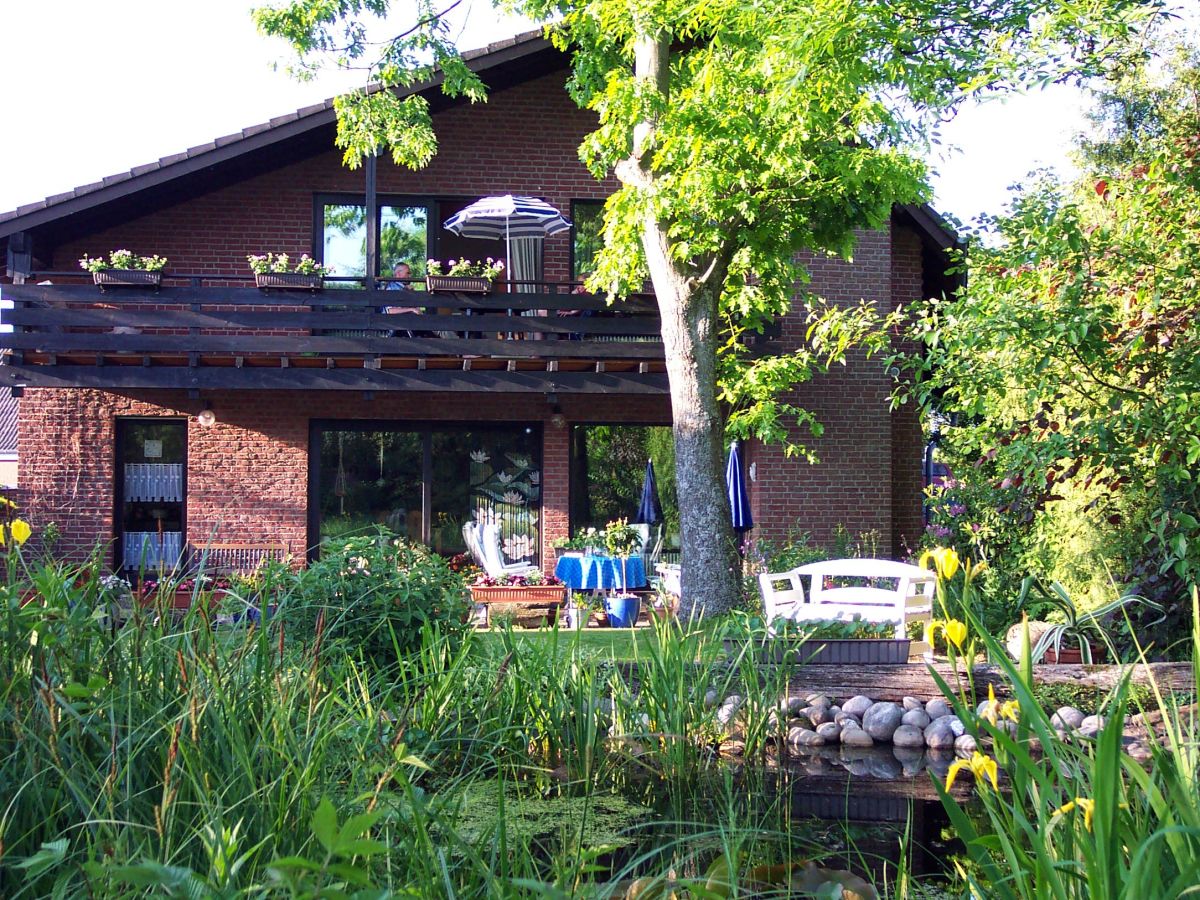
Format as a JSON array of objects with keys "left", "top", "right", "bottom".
[
  {"left": 943, "top": 619, "right": 967, "bottom": 648},
  {"left": 10, "top": 519, "right": 31, "bottom": 545},
  {"left": 945, "top": 751, "right": 1000, "bottom": 793},
  {"left": 919, "top": 547, "right": 962, "bottom": 580},
  {"left": 1053, "top": 797, "right": 1096, "bottom": 832}
]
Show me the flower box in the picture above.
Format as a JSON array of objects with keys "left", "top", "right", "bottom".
[
  {"left": 255, "top": 272, "right": 324, "bottom": 291},
  {"left": 93, "top": 269, "right": 162, "bottom": 289},
  {"left": 726, "top": 637, "right": 911, "bottom": 665},
  {"left": 471, "top": 584, "right": 566, "bottom": 605},
  {"left": 426, "top": 275, "right": 492, "bottom": 294}
]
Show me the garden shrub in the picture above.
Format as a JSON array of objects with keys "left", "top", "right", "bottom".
[{"left": 281, "top": 528, "right": 470, "bottom": 665}]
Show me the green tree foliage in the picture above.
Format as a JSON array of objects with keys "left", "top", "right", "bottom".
[
  {"left": 898, "top": 42, "right": 1200, "bottom": 648},
  {"left": 258, "top": 0, "right": 1163, "bottom": 616}
]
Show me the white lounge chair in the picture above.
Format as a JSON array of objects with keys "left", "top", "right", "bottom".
[
  {"left": 479, "top": 521, "right": 539, "bottom": 579},
  {"left": 757, "top": 558, "right": 935, "bottom": 640}
]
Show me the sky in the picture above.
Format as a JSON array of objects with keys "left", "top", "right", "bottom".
[{"left": 0, "top": 1, "right": 1186, "bottom": 227}]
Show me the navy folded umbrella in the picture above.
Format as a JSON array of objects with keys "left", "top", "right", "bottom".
[
  {"left": 634, "top": 459, "right": 663, "bottom": 525},
  {"left": 726, "top": 440, "right": 754, "bottom": 533}
]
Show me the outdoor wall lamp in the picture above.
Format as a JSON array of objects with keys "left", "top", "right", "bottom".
[
  {"left": 196, "top": 405, "right": 217, "bottom": 427},
  {"left": 550, "top": 412, "right": 567, "bottom": 429}
]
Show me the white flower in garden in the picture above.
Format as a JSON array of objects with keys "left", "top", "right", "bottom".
[{"left": 470, "top": 450, "right": 490, "bottom": 464}]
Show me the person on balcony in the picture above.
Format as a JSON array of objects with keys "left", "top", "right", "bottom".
[{"left": 382, "top": 263, "right": 426, "bottom": 337}]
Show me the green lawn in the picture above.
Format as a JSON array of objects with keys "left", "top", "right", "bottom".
[{"left": 471, "top": 626, "right": 658, "bottom": 661}]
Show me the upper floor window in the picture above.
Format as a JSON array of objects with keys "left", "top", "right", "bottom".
[
  {"left": 571, "top": 200, "right": 604, "bottom": 282},
  {"left": 317, "top": 196, "right": 431, "bottom": 285}
]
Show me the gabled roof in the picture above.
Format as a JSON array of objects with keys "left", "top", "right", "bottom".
[
  {"left": 0, "top": 27, "right": 958, "bottom": 261},
  {"left": 0, "top": 30, "right": 556, "bottom": 241}
]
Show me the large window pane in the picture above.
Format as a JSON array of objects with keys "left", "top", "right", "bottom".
[
  {"left": 380, "top": 206, "right": 428, "bottom": 280},
  {"left": 117, "top": 419, "right": 187, "bottom": 573},
  {"left": 570, "top": 425, "right": 678, "bottom": 547},
  {"left": 315, "top": 424, "right": 542, "bottom": 565},
  {"left": 320, "top": 202, "right": 430, "bottom": 286},
  {"left": 318, "top": 430, "right": 423, "bottom": 543}
]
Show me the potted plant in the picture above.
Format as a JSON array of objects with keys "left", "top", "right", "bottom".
[
  {"left": 247, "top": 252, "right": 331, "bottom": 290},
  {"left": 79, "top": 250, "right": 168, "bottom": 289},
  {"left": 425, "top": 257, "right": 504, "bottom": 293},
  {"left": 1018, "top": 579, "right": 1163, "bottom": 664},
  {"left": 564, "top": 591, "right": 595, "bottom": 629},
  {"left": 603, "top": 517, "right": 642, "bottom": 628}
]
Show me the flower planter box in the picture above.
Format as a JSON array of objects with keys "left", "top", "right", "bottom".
[
  {"left": 726, "top": 637, "right": 911, "bottom": 665},
  {"left": 254, "top": 272, "right": 324, "bottom": 291},
  {"left": 470, "top": 585, "right": 566, "bottom": 605},
  {"left": 93, "top": 269, "right": 162, "bottom": 290},
  {"left": 426, "top": 275, "right": 492, "bottom": 294}
]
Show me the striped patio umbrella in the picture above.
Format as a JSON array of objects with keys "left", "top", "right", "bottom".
[
  {"left": 634, "top": 459, "right": 663, "bottom": 526},
  {"left": 443, "top": 195, "right": 572, "bottom": 291}
]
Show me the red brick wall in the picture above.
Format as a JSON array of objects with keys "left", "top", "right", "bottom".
[
  {"left": 17, "top": 388, "right": 668, "bottom": 571},
  {"left": 746, "top": 224, "right": 922, "bottom": 558},
  {"left": 47, "top": 70, "right": 616, "bottom": 284},
  {"left": 890, "top": 226, "right": 928, "bottom": 557}
]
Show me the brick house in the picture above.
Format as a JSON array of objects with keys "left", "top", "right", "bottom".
[{"left": 0, "top": 31, "right": 956, "bottom": 576}]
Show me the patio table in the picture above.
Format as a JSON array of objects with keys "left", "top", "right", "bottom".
[{"left": 554, "top": 554, "right": 646, "bottom": 591}]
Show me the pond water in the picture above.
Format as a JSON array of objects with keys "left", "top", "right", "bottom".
[{"left": 452, "top": 747, "right": 969, "bottom": 895}]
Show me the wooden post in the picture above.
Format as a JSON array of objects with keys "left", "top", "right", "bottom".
[{"left": 365, "top": 153, "right": 378, "bottom": 291}]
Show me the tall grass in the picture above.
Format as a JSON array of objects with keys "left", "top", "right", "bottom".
[
  {"left": 934, "top": 590, "right": 1200, "bottom": 898},
  {"left": 0, "top": 550, "right": 843, "bottom": 897}
]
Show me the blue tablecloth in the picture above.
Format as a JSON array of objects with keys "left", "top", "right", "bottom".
[{"left": 554, "top": 554, "right": 646, "bottom": 591}]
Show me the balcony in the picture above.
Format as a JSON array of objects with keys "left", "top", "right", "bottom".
[{"left": 0, "top": 274, "right": 669, "bottom": 394}]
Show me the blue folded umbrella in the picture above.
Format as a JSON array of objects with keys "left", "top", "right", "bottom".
[
  {"left": 635, "top": 459, "right": 663, "bottom": 525},
  {"left": 726, "top": 440, "right": 754, "bottom": 533}
]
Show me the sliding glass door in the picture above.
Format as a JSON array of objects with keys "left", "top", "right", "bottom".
[{"left": 312, "top": 422, "right": 542, "bottom": 565}]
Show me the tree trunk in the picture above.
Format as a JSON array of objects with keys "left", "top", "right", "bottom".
[{"left": 617, "top": 30, "right": 742, "bottom": 617}]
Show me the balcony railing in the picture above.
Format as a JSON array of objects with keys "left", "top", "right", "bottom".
[{"left": 0, "top": 273, "right": 669, "bottom": 394}]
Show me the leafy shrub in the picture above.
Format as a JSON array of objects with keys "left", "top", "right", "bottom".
[{"left": 280, "top": 529, "right": 470, "bottom": 665}]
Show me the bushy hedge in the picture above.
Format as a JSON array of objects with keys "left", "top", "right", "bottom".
[{"left": 280, "top": 529, "right": 471, "bottom": 665}]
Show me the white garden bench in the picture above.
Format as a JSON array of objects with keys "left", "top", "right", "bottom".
[{"left": 757, "top": 558, "right": 936, "bottom": 640}]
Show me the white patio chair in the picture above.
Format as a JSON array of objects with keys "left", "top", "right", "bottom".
[
  {"left": 479, "top": 522, "right": 539, "bottom": 579},
  {"left": 756, "top": 569, "right": 808, "bottom": 623}
]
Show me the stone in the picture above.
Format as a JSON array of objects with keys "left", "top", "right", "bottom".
[
  {"left": 788, "top": 726, "right": 824, "bottom": 747},
  {"left": 1052, "top": 706, "right": 1085, "bottom": 731},
  {"left": 902, "top": 696, "right": 924, "bottom": 712},
  {"left": 806, "top": 693, "right": 832, "bottom": 708},
  {"left": 954, "top": 734, "right": 978, "bottom": 755},
  {"left": 863, "top": 702, "right": 904, "bottom": 742},
  {"left": 805, "top": 705, "right": 833, "bottom": 726},
  {"left": 717, "top": 695, "right": 744, "bottom": 727},
  {"left": 942, "top": 715, "right": 966, "bottom": 737},
  {"left": 1080, "top": 714, "right": 1106, "bottom": 733},
  {"left": 842, "top": 695, "right": 874, "bottom": 718},
  {"left": 834, "top": 712, "right": 861, "bottom": 728},
  {"left": 976, "top": 699, "right": 994, "bottom": 717},
  {"left": 816, "top": 722, "right": 842, "bottom": 742},
  {"left": 786, "top": 696, "right": 807, "bottom": 715},
  {"left": 1005, "top": 619, "right": 1055, "bottom": 660},
  {"left": 843, "top": 755, "right": 872, "bottom": 776},
  {"left": 926, "top": 698, "right": 953, "bottom": 720},
  {"left": 841, "top": 726, "right": 874, "bottom": 747},
  {"left": 703, "top": 689, "right": 720, "bottom": 709},
  {"left": 924, "top": 720, "right": 957, "bottom": 750},
  {"left": 828, "top": 705, "right": 842, "bottom": 717},
  {"left": 1126, "top": 742, "right": 1153, "bottom": 763},
  {"left": 892, "top": 724, "right": 926, "bottom": 749},
  {"left": 901, "top": 709, "right": 931, "bottom": 729}
]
